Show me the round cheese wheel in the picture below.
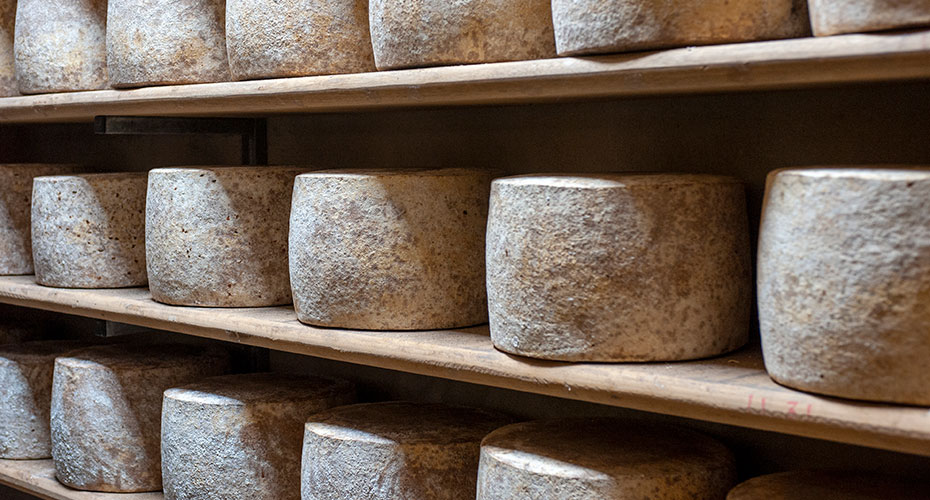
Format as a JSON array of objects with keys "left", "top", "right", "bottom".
[
  {"left": 0, "top": 164, "right": 82, "bottom": 274},
  {"left": 478, "top": 419, "right": 736, "bottom": 499},
  {"left": 758, "top": 167, "right": 930, "bottom": 405},
  {"left": 51, "top": 343, "right": 230, "bottom": 492},
  {"left": 146, "top": 166, "right": 312, "bottom": 307},
  {"left": 32, "top": 173, "right": 148, "bottom": 288},
  {"left": 13, "top": 0, "right": 107, "bottom": 93},
  {"left": 552, "top": 0, "right": 810, "bottom": 56},
  {"left": 162, "top": 373, "right": 355, "bottom": 500},
  {"left": 368, "top": 0, "right": 555, "bottom": 70},
  {"left": 226, "top": 0, "right": 375, "bottom": 80},
  {"left": 302, "top": 401, "right": 512, "bottom": 500},
  {"left": 106, "top": 0, "right": 229, "bottom": 87},
  {"left": 0, "top": 340, "right": 90, "bottom": 459},
  {"left": 0, "top": 0, "right": 16, "bottom": 96},
  {"left": 807, "top": 0, "right": 930, "bottom": 37},
  {"left": 289, "top": 168, "right": 492, "bottom": 330},
  {"left": 727, "top": 471, "right": 930, "bottom": 499},
  {"left": 487, "top": 174, "right": 751, "bottom": 362}
]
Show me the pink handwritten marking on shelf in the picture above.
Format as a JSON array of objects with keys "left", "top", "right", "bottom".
[
  {"left": 788, "top": 401, "right": 799, "bottom": 415},
  {"left": 747, "top": 394, "right": 753, "bottom": 409}
]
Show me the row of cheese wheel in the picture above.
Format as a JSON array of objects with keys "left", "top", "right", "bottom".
[
  {"left": 0, "top": 338, "right": 926, "bottom": 499},
  {"left": 2, "top": 0, "right": 930, "bottom": 96},
  {"left": 2, "top": 165, "right": 930, "bottom": 407}
]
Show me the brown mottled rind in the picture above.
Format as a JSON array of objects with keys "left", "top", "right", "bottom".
[
  {"left": 758, "top": 167, "right": 930, "bottom": 405},
  {"left": 146, "top": 166, "right": 311, "bottom": 307},
  {"left": 486, "top": 174, "right": 751, "bottom": 362},
  {"left": 302, "top": 401, "right": 512, "bottom": 500},
  {"left": 478, "top": 419, "right": 736, "bottom": 500},
  {"left": 162, "top": 373, "right": 356, "bottom": 500},
  {"left": 32, "top": 173, "right": 148, "bottom": 288},
  {"left": 226, "top": 0, "right": 374, "bottom": 80},
  {"left": 552, "top": 0, "right": 810, "bottom": 56},
  {"left": 727, "top": 471, "right": 930, "bottom": 499},
  {"left": 289, "top": 168, "right": 492, "bottom": 330},
  {"left": 107, "top": 0, "right": 229, "bottom": 87},
  {"left": 0, "top": 0, "right": 17, "bottom": 96},
  {"left": 807, "top": 0, "right": 930, "bottom": 37},
  {"left": 13, "top": 0, "right": 107, "bottom": 93},
  {"left": 0, "top": 340, "right": 90, "bottom": 459},
  {"left": 51, "top": 343, "right": 230, "bottom": 492},
  {"left": 0, "top": 164, "right": 83, "bottom": 275},
  {"left": 368, "top": 0, "right": 555, "bottom": 70}
]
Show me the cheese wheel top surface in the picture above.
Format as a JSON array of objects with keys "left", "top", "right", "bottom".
[
  {"left": 56, "top": 343, "right": 226, "bottom": 371},
  {"left": 165, "top": 372, "right": 354, "bottom": 405},
  {"left": 300, "top": 167, "right": 492, "bottom": 179},
  {"left": 770, "top": 166, "right": 930, "bottom": 182},
  {"left": 493, "top": 173, "right": 741, "bottom": 189},
  {"left": 727, "top": 471, "right": 930, "bottom": 500}
]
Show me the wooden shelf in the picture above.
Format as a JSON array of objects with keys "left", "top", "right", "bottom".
[
  {"left": 0, "top": 459, "right": 162, "bottom": 500},
  {"left": 0, "top": 276, "right": 927, "bottom": 457},
  {"left": 1, "top": 31, "right": 930, "bottom": 123}
]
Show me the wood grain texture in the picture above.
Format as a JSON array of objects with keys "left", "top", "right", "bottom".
[
  {"left": 1, "top": 31, "right": 930, "bottom": 122},
  {"left": 0, "top": 459, "right": 163, "bottom": 500},
  {"left": 0, "top": 276, "right": 926, "bottom": 457}
]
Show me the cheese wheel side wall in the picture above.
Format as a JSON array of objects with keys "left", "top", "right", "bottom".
[
  {"left": 0, "top": 0, "right": 17, "bottom": 96},
  {"left": 807, "top": 0, "right": 930, "bottom": 37}
]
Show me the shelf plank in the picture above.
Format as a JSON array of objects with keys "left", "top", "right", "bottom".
[
  {"left": 0, "top": 460, "right": 162, "bottom": 500},
  {"left": 2, "top": 31, "right": 930, "bottom": 123},
  {"left": 0, "top": 276, "right": 927, "bottom": 457}
]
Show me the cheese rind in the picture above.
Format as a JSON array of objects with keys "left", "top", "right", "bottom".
[
  {"left": 13, "top": 0, "right": 107, "bottom": 93},
  {"left": 302, "top": 401, "right": 512, "bottom": 500},
  {"left": 289, "top": 168, "right": 492, "bottom": 330},
  {"left": 0, "top": 0, "right": 17, "bottom": 96},
  {"left": 552, "top": 0, "right": 810, "bottom": 56},
  {"left": 368, "top": 0, "right": 556, "bottom": 70},
  {"left": 226, "top": 0, "right": 375, "bottom": 80},
  {"left": 758, "top": 167, "right": 930, "bottom": 405},
  {"left": 727, "top": 471, "right": 930, "bottom": 499},
  {"left": 107, "top": 0, "right": 229, "bottom": 87},
  {"left": 486, "top": 174, "right": 751, "bottom": 362},
  {"left": 32, "top": 173, "right": 148, "bottom": 288},
  {"left": 50, "top": 343, "right": 229, "bottom": 492},
  {"left": 807, "top": 0, "right": 930, "bottom": 37},
  {"left": 478, "top": 419, "right": 736, "bottom": 500}
]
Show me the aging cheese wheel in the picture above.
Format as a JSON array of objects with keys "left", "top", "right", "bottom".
[
  {"left": 289, "top": 168, "right": 492, "bottom": 330},
  {"left": 0, "top": 340, "right": 89, "bottom": 459},
  {"left": 51, "top": 343, "right": 230, "bottom": 492},
  {"left": 552, "top": 0, "right": 810, "bottom": 56},
  {"left": 0, "top": 0, "right": 16, "bottom": 96},
  {"left": 368, "top": 0, "right": 555, "bottom": 70},
  {"left": 302, "top": 401, "right": 512, "bottom": 500},
  {"left": 478, "top": 419, "right": 736, "bottom": 500},
  {"left": 32, "top": 173, "right": 148, "bottom": 288},
  {"left": 13, "top": 0, "right": 107, "bottom": 93},
  {"left": 0, "top": 164, "right": 82, "bottom": 274},
  {"left": 107, "top": 0, "right": 229, "bottom": 87},
  {"left": 807, "top": 0, "right": 930, "bottom": 37},
  {"left": 162, "top": 372, "right": 356, "bottom": 500},
  {"left": 226, "top": 0, "right": 374, "bottom": 80},
  {"left": 727, "top": 471, "right": 930, "bottom": 499},
  {"left": 486, "top": 174, "right": 751, "bottom": 362},
  {"left": 146, "top": 166, "right": 311, "bottom": 307},
  {"left": 758, "top": 167, "right": 930, "bottom": 405}
]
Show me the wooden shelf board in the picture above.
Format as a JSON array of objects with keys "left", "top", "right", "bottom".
[
  {"left": 0, "top": 459, "right": 162, "bottom": 500},
  {"left": 2, "top": 31, "right": 930, "bottom": 123},
  {"left": 0, "top": 276, "right": 927, "bottom": 457}
]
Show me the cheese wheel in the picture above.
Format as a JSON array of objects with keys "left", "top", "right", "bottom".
[
  {"left": 146, "top": 166, "right": 312, "bottom": 307},
  {"left": 0, "top": 164, "right": 82, "bottom": 274},
  {"left": 807, "top": 0, "right": 930, "bottom": 37},
  {"left": 727, "top": 471, "right": 930, "bottom": 499},
  {"left": 0, "top": 0, "right": 16, "bottom": 96},
  {"left": 487, "top": 174, "right": 751, "bottom": 362},
  {"left": 0, "top": 340, "right": 90, "bottom": 459},
  {"left": 758, "top": 167, "right": 930, "bottom": 405},
  {"left": 226, "top": 0, "right": 374, "bottom": 80},
  {"left": 107, "top": 0, "right": 229, "bottom": 87},
  {"left": 162, "top": 373, "right": 356, "bottom": 500},
  {"left": 13, "top": 0, "right": 107, "bottom": 93},
  {"left": 368, "top": 0, "right": 555, "bottom": 70},
  {"left": 32, "top": 173, "right": 148, "bottom": 288},
  {"left": 552, "top": 0, "right": 810, "bottom": 56},
  {"left": 51, "top": 343, "right": 230, "bottom": 492},
  {"left": 302, "top": 402, "right": 512, "bottom": 500},
  {"left": 478, "top": 419, "right": 736, "bottom": 499},
  {"left": 289, "top": 168, "right": 492, "bottom": 330}
]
